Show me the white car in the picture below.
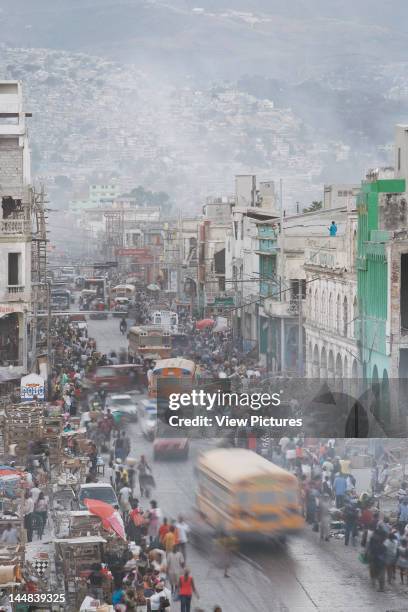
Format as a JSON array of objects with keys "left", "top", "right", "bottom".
[
  {"left": 138, "top": 400, "right": 157, "bottom": 440},
  {"left": 78, "top": 483, "right": 119, "bottom": 510},
  {"left": 105, "top": 393, "right": 138, "bottom": 421}
]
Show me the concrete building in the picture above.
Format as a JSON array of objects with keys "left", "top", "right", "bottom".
[
  {"left": 199, "top": 198, "right": 235, "bottom": 316},
  {"left": 355, "top": 132, "right": 408, "bottom": 427},
  {"left": 303, "top": 203, "right": 359, "bottom": 391},
  {"left": 257, "top": 188, "right": 359, "bottom": 376},
  {"left": 225, "top": 175, "right": 279, "bottom": 351},
  {"left": 69, "top": 182, "right": 120, "bottom": 213},
  {"left": 163, "top": 217, "right": 200, "bottom": 313},
  {"left": 0, "top": 81, "right": 47, "bottom": 392},
  {"left": 323, "top": 184, "right": 360, "bottom": 210},
  {"left": 351, "top": 125, "right": 408, "bottom": 428}
]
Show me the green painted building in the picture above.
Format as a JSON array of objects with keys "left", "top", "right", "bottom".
[{"left": 356, "top": 175, "right": 406, "bottom": 423}]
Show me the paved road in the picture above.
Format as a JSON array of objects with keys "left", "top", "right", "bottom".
[{"left": 88, "top": 316, "right": 408, "bottom": 611}]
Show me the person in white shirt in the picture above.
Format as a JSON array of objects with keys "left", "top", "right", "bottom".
[
  {"left": 148, "top": 583, "right": 171, "bottom": 611},
  {"left": 0, "top": 524, "right": 18, "bottom": 546},
  {"left": 30, "top": 484, "right": 41, "bottom": 506},
  {"left": 23, "top": 493, "right": 35, "bottom": 542},
  {"left": 176, "top": 515, "right": 190, "bottom": 560},
  {"left": 119, "top": 485, "right": 132, "bottom": 513}
]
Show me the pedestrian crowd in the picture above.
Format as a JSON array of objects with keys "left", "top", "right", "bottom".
[
  {"left": 276, "top": 436, "right": 408, "bottom": 593},
  {"left": 41, "top": 310, "right": 226, "bottom": 611}
]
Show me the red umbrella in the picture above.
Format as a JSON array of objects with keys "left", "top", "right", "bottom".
[
  {"left": 84, "top": 498, "right": 126, "bottom": 540},
  {"left": 195, "top": 319, "right": 215, "bottom": 330}
]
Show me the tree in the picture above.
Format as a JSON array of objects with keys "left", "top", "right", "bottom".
[
  {"left": 54, "top": 175, "right": 73, "bottom": 191},
  {"left": 126, "top": 185, "right": 170, "bottom": 209},
  {"left": 303, "top": 200, "right": 322, "bottom": 213}
]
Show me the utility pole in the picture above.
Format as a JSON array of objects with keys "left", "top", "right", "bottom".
[
  {"left": 298, "top": 284, "right": 304, "bottom": 377},
  {"left": 279, "top": 178, "right": 285, "bottom": 374},
  {"left": 46, "top": 281, "right": 52, "bottom": 397},
  {"left": 177, "top": 213, "right": 182, "bottom": 300}
]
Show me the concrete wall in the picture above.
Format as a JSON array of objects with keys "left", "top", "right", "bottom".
[
  {"left": 0, "top": 138, "right": 24, "bottom": 201},
  {"left": 0, "top": 240, "right": 31, "bottom": 299}
]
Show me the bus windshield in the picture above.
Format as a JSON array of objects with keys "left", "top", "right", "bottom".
[{"left": 84, "top": 278, "right": 106, "bottom": 301}]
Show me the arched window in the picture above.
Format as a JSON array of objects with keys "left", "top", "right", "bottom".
[
  {"left": 314, "top": 289, "right": 319, "bottom": 323},
  {"left": 353, "top": 296, "right": 358, "bottom": 338},
  {"left": 335, "top": 353, "right": 343, "bottom": 379},
  {"left": 313, "top": 345, "right": 319, "bottom": 378},
  {"left": 328, "top": 350, "right": 335, "bottom": 381},
  {"left": 336, "top": 294, "right": 341, "bottom": 334},
  {"left": 328, "top": 292, "right": 333, "bottom": 329},
  {"left": 320, "top": 346, "right": 327, "bottom": 380},
  {"left": 343, "top": 296, "right": 348, "bottom": 337},
  {"left": 321, "top": 290, "right": 327, "bottom": 327},
  {"left": 381, "top": 370, "right": 390, "bottom": 426},
  {"left": 372, "top": 365, "right": 380, "bottom": 421}
]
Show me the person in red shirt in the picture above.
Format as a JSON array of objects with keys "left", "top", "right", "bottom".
[
  {"left": 159, "top": 517, "right": 170, "bottom": 545},
  {"left": 179, "top": 568, "right": 199, "bottom": 612}
]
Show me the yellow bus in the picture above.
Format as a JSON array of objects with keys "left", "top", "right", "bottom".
[{"left": 196, "top": 448, "right": 304, "bottom": 540}]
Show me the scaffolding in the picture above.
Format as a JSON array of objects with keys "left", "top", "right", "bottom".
[
  {"left": 30, "top": 185, "right": 49, "bottom": 371},
  {"left": 104, "top": 209, "right": 124, "bottom": 260}
]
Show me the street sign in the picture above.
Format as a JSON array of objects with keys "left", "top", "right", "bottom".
[
  {"left": 214, "top": 296, "right": 235, "bottom": 306},
  {"left": 92, "top": 261, "right": 118, "bottom": 269},
  {"left": 115, "top": 248, "right": 152, "bottom": 257},
  {"left": 20, "top": 373, "right": 45, "bottom": 401}
]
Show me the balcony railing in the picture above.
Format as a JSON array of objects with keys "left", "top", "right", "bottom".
[
  {"left": 258, "top": 239, "right": 278, "bottom": 253},
  {"left": 0, "top": 219, "right": 31, "bottom": 235},
  {"left": 258, "top": 225, "right": 277, "bottom": 239},
  {"left": 264, "top": 298, "right": 304, "bottom": 318},
  {"left": 6, "top": 285, "right": 29, "bottom": 301}
]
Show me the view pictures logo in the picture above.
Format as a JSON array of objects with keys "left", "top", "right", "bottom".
[{"left": 168, "top": 389, "right": 282, "bottom": 411}]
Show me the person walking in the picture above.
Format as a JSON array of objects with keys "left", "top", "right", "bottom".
[
  {"left": 396, "top": 538, "right": 408, "bottom": 584},
  {"left": 167, "top": 546, "right": 185, "bottom": 595},
  {"left": 120, "top": 317, "right": 127, "bottom": 335},
  {"left": 343, "top": 492, "right": 359, "bottom": 546},
  {"left": 119, "top": 482, "right": 133, "bottom": 515},
  {"left": 384, "top": 532, "right": 398, "bottom": 584},
  {"left": 367, "top": 529, "right": 387, "bottom": 592},
  {"left": 137, "top": 455, "right": 152, "bottom": 498},
  {"left": 147, "top": 500, "right": 161, "bottom": 546},
  {"left": 319, "top": 493, "right": 331, "bottom": 542},
  {"left": 333, "top": 473, "right": 347, "bottom": 509},
  {"left": 175, "top": 515, "right": 189, "bottom": 561},
  {"left": 35, "top": 492, "right": 48, "bottom": 539},
  {"left": 178, "top": 568, "right": 199, "bottom": 612},
  {"left": 23, "top": 492, "right": 34, "bottom": 543}
]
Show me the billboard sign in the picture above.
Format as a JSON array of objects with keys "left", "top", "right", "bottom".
[{"left": 21, "top": 373, "right": 45, "bottom": 401}]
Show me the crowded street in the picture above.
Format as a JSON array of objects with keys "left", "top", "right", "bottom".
[
  {"left": 3, "top": 27, "right": 408, "bottom": 610},
  {"left": 80, "top": 314, "right": 408, "bottom": 612},
  {"left": 0, "top": 274, "right": 407, "bottom": 610}
]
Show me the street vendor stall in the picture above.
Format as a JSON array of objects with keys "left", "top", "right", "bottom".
[
  {"left": 5, "top": 403, "right": 45, "bottom": 463},
  {"left": 54, "top": 536, "right": 109, "bottom": 609}
]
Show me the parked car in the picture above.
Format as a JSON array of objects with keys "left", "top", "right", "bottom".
[
  {"left": 78, "top": 483, "right": 119, "bottom": 510},
  {"left": 138, "top": 399, "right": 157, "bottom": 440}
]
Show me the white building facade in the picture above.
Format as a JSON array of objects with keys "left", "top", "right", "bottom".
[
  {"left": 0, "top": 82, "right": 33, "bottom": 374},
  {"left": 303, "top": 205, "right": 360, "bottom": 388}
]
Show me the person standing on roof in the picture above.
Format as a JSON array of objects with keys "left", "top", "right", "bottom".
[{"left": 329, "top": 221, "right": 338, "bottom": 236}]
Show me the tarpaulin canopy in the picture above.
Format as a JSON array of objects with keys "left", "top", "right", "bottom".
[{"left": 195, "top": 319, "right": 215, "bottom": 330}]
